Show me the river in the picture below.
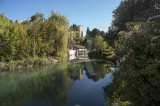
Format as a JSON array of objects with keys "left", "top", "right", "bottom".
[{"left": 0, "top": 59, "right": 116, "bottom": 106}]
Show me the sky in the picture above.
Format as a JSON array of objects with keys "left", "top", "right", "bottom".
[{"left": 0, "top": 0, "right": 121, "bottom": 36}]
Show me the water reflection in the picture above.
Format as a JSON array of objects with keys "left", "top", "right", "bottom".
[
  {"left": 84, "top": 61, "right": 115, "bottom": 82},
  {"left": 68, "top": 54, "right": 88, "bottom": 60},
  {"left": 0, "top": 62, "right": 70, "bottom": 106},
  {"left": 0, "top": 60, "right": 116, "bottom": 106}
]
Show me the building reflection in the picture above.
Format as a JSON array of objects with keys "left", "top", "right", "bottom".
[
  {"left": 68, "top": 54, "right": 88, "bottom": 60},
  {"left": 78, "top": 70, "right": 83, "bottom": 80}
]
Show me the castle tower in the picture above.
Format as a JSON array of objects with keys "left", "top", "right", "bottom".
[
  {"left": 77, "top": 25, "right": 83, "bottom": 37},
  {"left": 79, "top": 70, "right": 83, "bottom": 80},
  {"left": 15, "top": 20, "right": 23, "bottom": 24}
]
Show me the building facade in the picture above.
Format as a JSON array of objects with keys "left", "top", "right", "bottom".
[
  {"left": 15, "top": 20, "right": 23, "bottom": 24},
  {"left": 77, "top": 25, "right": 83, "bottom": 37}
]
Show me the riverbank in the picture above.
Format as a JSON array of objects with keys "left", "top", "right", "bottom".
[{"left": 0, "top": 56, "right": 61, "bottom": 72}]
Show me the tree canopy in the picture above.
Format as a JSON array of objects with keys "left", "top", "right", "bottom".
[
  {"left": 86, "top": 28, "right": 106, "bottom": 38},
  {"left": 0, "top": 10, "right": 69, "bottom": 61},
  {"left": 112, "top": 0, "right": 160, "bottom": 31},
  {"left": 92, "top": 35, "right": 107, "bottom": 51},
  {"left": 30, "top": 12, "right": 44, "bottom": 21}
]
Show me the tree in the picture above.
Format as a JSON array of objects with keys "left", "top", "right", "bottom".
[
  {"left": 105, "top": 27, "right": 119, "bottom": 47},
  {"left": 86, "top": 27, "right": 90, "bottom": 38},
  {"left": 30, "top": 12, "right": 44, "bottom": 21},
  {"left": 105, "top": 16, "right": 160, "bottom": 106},
  {"left": 112, "top": 0, "right": 136, "bottom": 31},
  {"left": 73, "top": 32, "right": 84, "bottom": 45},
  {"left": 0, "top": 10, "right": 70, "bottom": 61},
  {"left": 86, "top": 28, "right": 106, "bottom": 38},
  {"left": 0, "top": 14, "right": 29, "bottom": 61},
  {"left": 49, "top": 10, "right": 69, "bottom": 57},
  {"left": 112, "top": 0, "right": 160, "bottom": 31},
  {"left": 68, "top": 31, "right": 84, "bottom": 45},
  {"left": 90, "top": 28, "right": 101, "bottom": 38},
  {"left": 100, "top": 31, "right": 106, "bottom": 37},
  {"left": 92, "top": 35, "right": 107, "bottom": 51},
  {"left": 70, "top": 24, "right": 78, "bottom": 31}
]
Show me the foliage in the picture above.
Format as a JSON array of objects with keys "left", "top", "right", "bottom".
[
  {"left": 88, "top": 35, "right": 114, "bottom": 59},
  {"left": 70, "top": 23, "right": 78, "bottom": 31},
  {"left": 0, "top": 56, "right": 56, "bottom": 71},
  {"left": 0, "top": 10, "right": 69, "bottom": 64},
  {"left": 86, "top": 27, "right": 90, "bottom": 37},
  {"left": 102, "top": 47, "right": 115, "bottom": 59},
  {"left": 105, "top": 0, "right": 160, "bottom": 47},
  {"left": 105, "top": 27, "right": 119, "bottom": 47},
  {"left": 69, "top": 24, "right": 85, "bottom": 45},
  {"left": 112, "top": 0, "right": 160, "bottom": 31},
  {"left": 92, "top": 35, "right": 107, "bottom": 51},
  {"left": 86, "top": 28, "right": 106, "bottom": 38},
  {"left": 73, "top": 33, "right": 85, "bottom": 45},
  {"left": 0, "top": 14, "right": 29, "bottom": 61},
  {"left": 30, "top": 12, "right": 44, "bottom": 21},
  {"left": 105, "top": 18, "right": 160, "bottom": 105},
  {"left": 68, "top": 31, "right": 84, "bottom": 45}
]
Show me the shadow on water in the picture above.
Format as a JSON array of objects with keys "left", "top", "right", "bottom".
[{"left": 0, "top": 60, "right": 117, "bottom": 106}]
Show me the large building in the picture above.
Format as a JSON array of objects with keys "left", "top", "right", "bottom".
[{"left": 77, "top": 25, "right": 83, "bottom": 37}]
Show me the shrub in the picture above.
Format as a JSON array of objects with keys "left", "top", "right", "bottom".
[{"left": 105, "top": 18, "right": 160, "bottom": 105}]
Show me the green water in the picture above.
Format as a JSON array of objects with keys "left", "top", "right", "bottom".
[{"left": 0, "top": 60, "right": 115, "bottom": 106}]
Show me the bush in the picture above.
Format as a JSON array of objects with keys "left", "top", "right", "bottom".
[{"left": 105, "top": 18, "right": 160, "bottom": 105}]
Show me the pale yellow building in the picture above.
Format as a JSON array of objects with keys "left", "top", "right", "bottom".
[
  {"left": 77, "top": 25, "right": 83, "bottom": 37},
  {"left": 15, "top": 20, "right": 23, "bottom": 24}
]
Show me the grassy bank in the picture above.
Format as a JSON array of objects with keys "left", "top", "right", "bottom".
[{"left": 0, "top": 56, "right": 60, "bottom": 72}]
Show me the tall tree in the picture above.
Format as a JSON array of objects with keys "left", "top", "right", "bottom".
[
  {"left": 70, "top": 24, "right": 78, "bottom": 31},
  {"left": 30, "top": 12, "right": 44, "bottom": 21},
  {"left": 86, "top": 27, "right": 90, "bottom": 37},
  {"left": 0, "top": 14, "right": 29, "bottom": 61},
  {"left": 112, "top": 0, "right": 160, "bottom": 31},
  {"left": 105, "top": 27, "right": 119, "bottom": 47},
  {"left": 87, "top": 28, "right": 105, "bottom": 38},
  {"left": 92, "top": 35, "right": 107, "bottom": 51}
]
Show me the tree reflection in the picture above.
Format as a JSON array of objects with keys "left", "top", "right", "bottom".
[
  {"left": 0, "top": 60, "right": 114, "bottom": 106},
  {"left": 104, "top": 62, "right": 160, "bottom": 105},
  {"left": 67, "top": 62, "right": 84, "bottom": 82},
  {"left": 0, "top": 62, "right": 70, "bottom": 106},
  {"left": 84, "top": 61, "right": 115, "bottom": 82}
]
